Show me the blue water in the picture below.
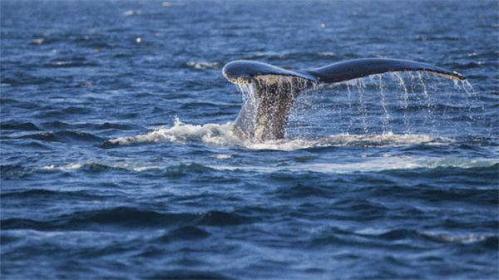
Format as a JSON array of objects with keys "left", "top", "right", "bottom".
[{"left": 1, "top": 0, "right": 498, "bottom": 279}]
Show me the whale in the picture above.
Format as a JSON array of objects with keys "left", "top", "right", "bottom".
[{"left": 222, "top": 58, "right": 465, "bottom": 141}]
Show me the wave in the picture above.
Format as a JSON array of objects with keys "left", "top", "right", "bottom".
[
  {"left": 0, "top": 72, "right": 59, "bottom": 86},
  {"left": 356, "top": 228, "right": 498, "bottom": 249},
  {"left": 18, "top": 130, "right": 104, "bottom": 143},
  {"left": 105, "top": 118, "right": 452, "bottom": 151},
  {"left": 0, "top": 121, "right": 40, "bottom": 131},
  {"left": 40, "top": 121, "right": 134, "bottom": 130},
  {"left": 0, "top": 164, "right": 29, "bottom": 180},
  {"left": 213, "top": 157, "right": 498, "bottom": 174},
  {"left": 39, "top": 162, "right": 218, "bottom": 179},
  {"left": 0, "top": 189, "right": 100, "bottom": 200},
  {"left": 36, "top": 156, "right": 497, "bottom": 179},
  {"left": 1, "top": 207, "right": 251, "bottom": 231}
]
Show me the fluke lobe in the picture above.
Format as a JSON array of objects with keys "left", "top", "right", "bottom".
[{"left": 222, "top": 58, "right": 464, "bottom": 141}]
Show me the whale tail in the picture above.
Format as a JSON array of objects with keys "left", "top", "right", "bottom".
[
  {"left": 303, "top": 58, "right": 464, "bottom": 83},
  {"left": 222, "top": 58, "right": 464, "bottom": 141}
]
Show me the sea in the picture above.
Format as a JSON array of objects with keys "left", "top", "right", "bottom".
[{"left": 1, "top": 0, "right": 498, "bottom": 279}]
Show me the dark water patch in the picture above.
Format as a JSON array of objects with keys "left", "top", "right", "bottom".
[
  {"left": 268, "top": 171, "right": 328, "bottom": 183},
  {"left": 384, "top": 164, "right": 499, "bottom": 184},
  {"left": 95, "top": 122, "right": 135, "bottom": 130},
  {"left": 440, "top": 218, "right": 499, "bottom": 231},
  {"left": 69, "top": 34, "right": 114, "bottom": 49},
  {"left": 1, "top": 208, "right": 251, "bottom": 231},
  {"left": 374, "top": 229, "right": 428, "bottom": 241},
  {"left": 369, "top": 184, "right": 499, "bottom": 206},
  {"left": 40, "top": 121, "right": 135, "bottom": 131},
  {"left": 293, "top": 155, "right": 317, "bottom": 163},
  {"left": 18, "top": 132, "right": 59, "bottom": 142},
  {"left": 474, "top": 236, "right": 499, "bottom": 251},
  {"left": 6, "top": 140, "right": 52, "bottom": 151},
  {"left": 0, "top": 189, "right": 100, "bottom": 200},
  {"left": 163, "top": 163, "right": 216, "bottom": 178},
  {"left": 0, "top": 121, "right": 40, "bottom": 131},
  {"left": 0, "top": 233, "right": 20, "bottom": 245},
  {"left": 0, "top": 72, "right": 58, "bottom": 87},
  {"left": 145, "top": 270, "right": 233, "bottom": 280},
  {"left": 17, "top": 130, "right": 104, "bottom": 143},
  {"left": 0, "top": 164, "right": 30, "bottom": 180},
  {"left": 333, "top": 199, "right": 389, "bottom": 219},
  {"left": 1, "top": 218, "right": 55, "bottom": 231},
  {"left": 0, "top": 98, "right": 40, "bottom": 109},
  {"left": 1, "top": 208, "right": 189, "bottom": 230},
  {"left": 40, "top": 121, "right": 73, "bottom": 129},
  {"left": 37, "top": 107, "right": 92, "bottom": 118},
  {"left": 159, "top": 226, "right": 210, "bottom": 242},
  {"left": 197, "top": 210, "right": 248, "bottom": 226},
  {"left": 274, "top": 183, "right": 334, "bottom": 199}
]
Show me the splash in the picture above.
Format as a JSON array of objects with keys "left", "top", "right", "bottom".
[
  {"left": 289, "top": 71, "right": 482, "bottom": 138},
  {"left": 108, "top": 118, "right": 240, "bottom": 147},
  {"left": 107, "top": 118, "right": 452, "bottom": 151}
]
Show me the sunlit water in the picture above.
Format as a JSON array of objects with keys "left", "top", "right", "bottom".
[{"left": 1, "top": 0, "right": 498, "bottom": 279}]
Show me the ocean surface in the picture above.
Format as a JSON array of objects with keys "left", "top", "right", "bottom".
[{"left": 1, "top": 0, "right": 498, "bottom": 279}]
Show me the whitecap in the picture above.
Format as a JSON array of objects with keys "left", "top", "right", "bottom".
[
  {"left": 108, "top": 118, "right": 240, "bottom": 146},
  {"left": 186, "top": 61, "right": 219, "bottom": 70}
]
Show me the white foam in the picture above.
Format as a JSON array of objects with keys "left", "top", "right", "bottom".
[
  {"left": 39, "top": 156, "right": 496, "bottom": 175},
  {"left": 424, "top": 232, "right": 491, "bottom": 244},
  {"left": 123, "top": 10, "right": 141, "bottom": 16},
  {"left": 210, "top": 156, "right": 497, "bottom": 174},
  {"left": 108, "top": 119, "right": 452, "bottom": 151},
  {"left": 212, "top": 154, "right": 232, "bottom": 160},
  {"left": 108, "top": 118, "right": 241, "bottom": 147},
  {"left": 41, "top": 162, "right": 158, "bottom": 173},
  {"left": 186, "top": 61, "right": 219, "bottom": 70},
  {"left": 42, "top": 163, "right": 83, "bottom": 171}
]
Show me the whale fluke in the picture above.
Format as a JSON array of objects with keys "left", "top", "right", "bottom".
[
  {"left": 304, "top": 58, "right": 465, "bottom": 83},
  {"left": 222, "top": 58, "right": 465, "bottom": 141},
  {"left": 223, "top": 60, "right": 317, "bottom": 84}
]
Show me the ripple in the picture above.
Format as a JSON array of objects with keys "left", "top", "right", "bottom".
[
  {"left": 17, "top": 130, "right": 104, "bottom": 143},
  {"left": 1, "top": 208, "right": 252, "bottom": 231},
  {"left": 0, "top": 164, "right": 29, "bottom": 180},
  {"left": 0, "top": 121, "right": 40, "bottom": 131},
  {"left": 159, "top": 226, "right": 210, "bottom": 242},
  {"left": 145, "top": 270, "right": 233, "bottom": 280},
  {"left": 0, "top": 189, "right": 100, "bottom": 200}
]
